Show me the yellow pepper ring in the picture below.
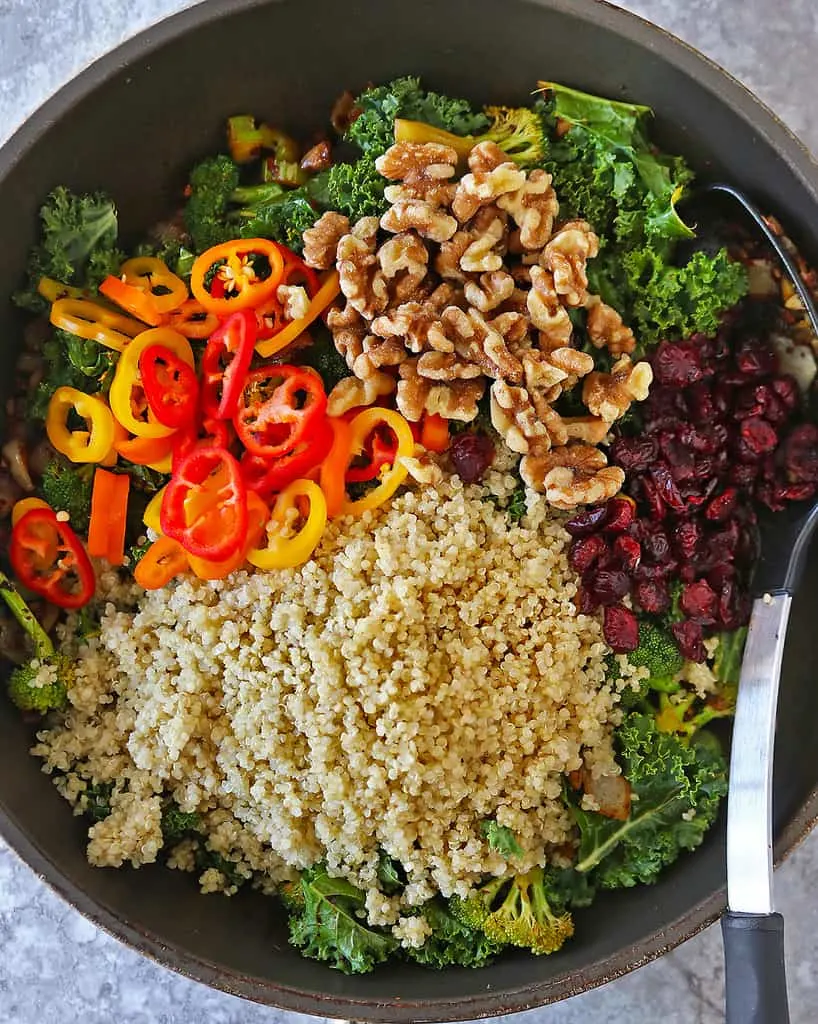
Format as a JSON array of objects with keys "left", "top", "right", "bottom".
[
  {"left": 119, "top": 256, "right": 188, "bottom": 314},
  {"left": 50, "top": 298, "right": 145, "bottom": 353},
  {"left": 45, "top": 386, "right": 116, "bottom": 464},
  {"left": 339, "top": 408, "right": 415, "bottom": 516},
  {"left": 11, "top": 497, "right": 50, "bottom": 526},
  {"left": 246, "top": 479, "right": 327, "bottom": 570},
  {"left": 109, "top": 328, "right": 195, "bottom": 439},
  {"left": 142, "top": 485, "right": 167, "bottom": 532}
]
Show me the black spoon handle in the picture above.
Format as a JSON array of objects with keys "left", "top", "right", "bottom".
[{"left": 722, "top": 912, "right": 790, "bottom": 1024}]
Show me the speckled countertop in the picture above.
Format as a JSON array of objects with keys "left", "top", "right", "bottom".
[{"left": 1, "top": 2, "right": 818, "bottom": 1022}]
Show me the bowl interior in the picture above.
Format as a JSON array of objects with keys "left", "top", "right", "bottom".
[{"left": 1, "top": 0, "right": 818, "bottom": 1018}]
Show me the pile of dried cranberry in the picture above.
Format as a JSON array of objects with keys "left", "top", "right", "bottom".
[{"left": 567, "top": 300, "right": 818, "bottom": 660}]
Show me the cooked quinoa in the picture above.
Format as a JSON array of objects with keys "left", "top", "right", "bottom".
[{"left": 32, "top": 474, "right": 634, "bottom": 934}]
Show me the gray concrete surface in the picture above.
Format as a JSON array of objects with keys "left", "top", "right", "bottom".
[{"left": 1, "top": 1, "right": 817, "bottom": 1021}]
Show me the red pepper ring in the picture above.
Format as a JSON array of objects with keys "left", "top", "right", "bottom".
[
  {"left": 200, "top": 309, "right": 258, "bottom": 421},
  {"left": 139, "top": 343, "right": 200, "bottom": 429},
  {"left": 10, "top": 508, "right": 95, "bottom": 610},
  {"left": 160, "top": 447, "right": 248, "bottom": 562},
  {"left": 234, "top": 365, "right": 328, "bottom": 460},
  {"left": 171, "top": 415, "right": 232, "bottom": 473},
  {"left": 240, "top": 418, "right": 333, "bottom": 497},
  {"left": 346, "top": 423, "right": 401, "bottom": 483}
]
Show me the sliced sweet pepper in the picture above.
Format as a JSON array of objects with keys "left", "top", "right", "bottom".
[
  {"left": 139, "top": 343, "right": 199, "bottom": 429},
  {"left": 11, "top": 497, "right": 50, "bottom": 526},
  {"left": 87, "top": 468, "right": 130, "bottom": 565},
  {"left": 420, "top": 412, "right": 450, "bottom": 453},
  {"left": 319, "top": 418, "right": 353, "bottom": 518},
  {"left": 201, "top": 309, "right": 257, "bottom": 420},
  {"left": 50, "top": 297, "right": 144, "bottom": 352},
  {"left": 246, "top": 478, "right": 327, "bottom": 570},
  {"left": 187, "top": 490, "right": 269, "bottom": 580},
  {"left": 190, "top": 239, "right": 284, "bottom": 316},
  {"left": 109, "top": 328, "right": 194, "bottom": 438},
  {"left": 240, "top": 418, "right": 333, "bottom": 497},
  {"left": 234, "top": 365, "right": 327, "bottom": 458},
  {"left": 160, "top": 446, "right": 247, "bottom": 562},
  {"left": 10, "top": 508, "right": 95, "bottom": 609},
  {"left": 46, "top": 386, "right": 116, "bottom": 464},
  {"left": 115, "top": 432, "right": 176, "bottom": 467},
  {"left": 255, "top": 270, "right": 340, "bottom": 358},
  {"left": 119, "top": 256, "right": 188, "bottom": 314},
  {"left": 133, "top": 535, "right": 188, "bottom": 590},
  {"left": 165, "top": 299, "right": 220, "bottom": 340},
  {"left": 340, "top": 408, "right": 415, "bottom": 516},
  {"left": 99, "top": 275, "right": 165, "bottom": 326}
]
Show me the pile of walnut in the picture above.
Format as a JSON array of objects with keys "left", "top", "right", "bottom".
[{"left": 302, "top": 140, "right": 653, "bottom": 510}]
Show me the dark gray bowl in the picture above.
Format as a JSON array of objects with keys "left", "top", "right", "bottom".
[{"left": 1, "top": 0, "right": 817, "bottom": 1018}]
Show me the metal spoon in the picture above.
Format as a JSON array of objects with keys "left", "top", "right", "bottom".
[{"left": 699, "top": 182, "right": 818, "bottom": 1024}]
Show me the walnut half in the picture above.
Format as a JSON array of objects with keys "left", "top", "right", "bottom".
[{"left": 520, "top": 443, "right": 625, "bottom": 509}]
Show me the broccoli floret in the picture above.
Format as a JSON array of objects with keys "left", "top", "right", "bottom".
[
  {"left": 394, "top": 105, "right": 548, "bottom": 167},
  {"left": 655, "top": 686, "right": 737, "bottom": 741},
  {"left": 160, "top": 802, "right": 202, "bottom": 845},
  {"left": 15, "top": 188, "right": 124, "bottom": 312},
  {"left": 452, "top": 868, "right": 573, "bottom": 956},
  {"left": 235, "top": 188, "right": 320, "bottom": 253},
  {"left": 627, "top": 621, "right": 684, "bottom": 691},
  {"left": 0, "top": 570, "right": 70, "bottom": 714},
  {"left": 297, "top": 327, "right": 351, "bottom": 391},
  {"left": 183, "top": 155, "right": 242, "bottom": 253},
  {"left": 39, "top": 460, "right": 94, "bottom": 534}
]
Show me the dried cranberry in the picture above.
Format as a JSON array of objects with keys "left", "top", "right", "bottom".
[
  {"left": 449, "top": 432, "right": 495, "bottom": 483},
  {"left": 650, "top": 464, "right": 687, "bottom": 512},
  {"left": 705, "top": 487, "right": 738, "bottom": 522},
  {"left": 658, "top": 433, "right": 696, "bottom": 481},
  {"left": 605, "top": 496, "right": 636, "bottom": 533},
  {"left": 565, "top": 504, "right": 609, "bottom": 537},
  {"left": 708, "top": 563, "right": 736, "bottom": 589},
  {"left": 680, "top": 580, "right": 718, "bottom": 623},
  {"left": 635, "top": 579, "right": 670, "bottom": 614},
  {"left": 640, "top": 476, "right": 667, "bottom": 521},
  {"left": 587, "top": 569, "right": 632, "bottom": 606},
  {"left": 613, "top": 535, "right": 642, "bottom": 572},
  {"left": 639, "top": 525, "right": 671, "bottom": 564},
  {"left": 674, "top": 519, "right": 701, "bottom": 561},
  {"left": 577, "top": 586, "right": 599, "bottom": 615},
  {"left": 782, "top": 423, "right": 818, "bottom": 483},
  {"left": 735, "top": 337, "right": 778, "bottom": 378},
  {"left": 653, "top": 341, "right": 704, "bottom": 387},
  {"left": 730, "top": 461, "right": 760, "bottom": 489},
  {"left": 772, "top": 375, "right": 800, "bottom": 411},
  {"left": 603, "top": 604, "right": 640, "bottom": 653},
  {"left": 609, "top": 436, "right": 659, "bottom": 473},
  {"left": 773, "top": 481, "right": 816, "bottom": 504},
  {"left": 672, "top": 619, "right": 706, "bottom": 663},
  {"left": 687, "top": 382, "right": 717, "bottom": 424},
  {"left": 739, "top": 418, "right": 779, "bottom": 457},
  {"left": 569, "top": 535, "right": 609, "bottom": 574}
]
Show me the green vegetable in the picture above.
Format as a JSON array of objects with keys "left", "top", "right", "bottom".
[
  {"left": 713, "top": 626, "right": 748, "bottom": 685},
  {"left": 287, "top": 863, "right": 398, "bottom": 974},
  {"left": 324, "top": 154, "right": 388, "bottom": 220},
  {"left": 655, "top": 688, "right": 737, "bottom": 741},
  {"left": 297, "top": 326, "right": 351, "bottom": 391},
  {"left": 39, "top": 460, "right": 94, "bottom": 534},
  {"left": 236, "top": 189, "right": 320, "bottom": 253},
  {"left": 346, "top": 76, "right": 488, "bottom": 156},
  {"left": 193, "top": 843, "right": 245, "bottom": 889},
  {"left": 0, "top": 570, "right": 70, "bottom": 713},
  {"left": 627, "top": 621, "right": 684, "bottom": 692},
  {"left": 407, "top": 898, "right": 501, "bottom": 969},
  {"left": 79, "top": 780, "right": 114, "bottom": 823},
  {"left": 14, "top": 187, "right": 125, "bottom": 312},
  {"left": 451, "top": 867, "right": 574, "bottom": 956},
  {"left": 376, "top": 850, "right": 404, "bottom": 894},
  {"left": 127, "top": 538, "right": 152, "bottom": 567},
  {"left": 505, "top": 485, "right": 527, "bottom": 524},
  {"left": 540, "top": 83, "right": 748, "bottom": 345},
  {"left": 481, "top": 819, "right": 523, "bottom": 858},
  {"left": 572, "top": 713, "right": 727, "bottom": 887},
  {"left": 183, "top": 155, "right": 242, "bottom": 253},
  {"left": 30, "top": 330, "right": 114, "bottom": 421},
  {"left": 161, "top": 802, "right": 202, "bottom": 845}
]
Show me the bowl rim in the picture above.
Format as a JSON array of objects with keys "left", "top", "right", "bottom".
[{"left": 2, "top": 0, "right": 818, "bottom": 1018}]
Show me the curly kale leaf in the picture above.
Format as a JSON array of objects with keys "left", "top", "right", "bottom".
[
  {"left": 347, "top": 76, "right": 488, "bottom": 155},
  {"left": 238, "top": 192, "right": 319, "bottom": 253},
  {"left": 287, "top": 864, "right": 398, "bottom": 974},
  {"left": 30, "top": 330, "right": 116, "bottom": 421},
  {"left": 481, "top": 819, "right": 523, "bottom": 858},
  {"left": 572, "top": 713, "right": 727, "bottom": 888},
  {"left": 15, "top": 188, "right": 124, "bottom": 311},
  {"left": 407, "top": 898, "right": 501, "bottom": 969}
]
